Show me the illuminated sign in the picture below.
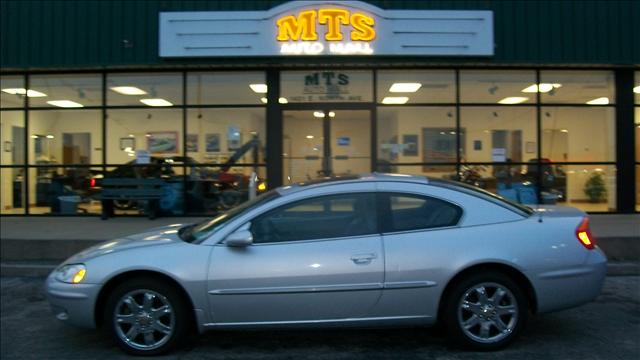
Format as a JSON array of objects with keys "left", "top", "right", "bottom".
[
  {"left": 159, "top": 1, "right": 494, "bottom": 57},
  {"left": 275, "top": 9, "right": 375, "bottom": 55}
]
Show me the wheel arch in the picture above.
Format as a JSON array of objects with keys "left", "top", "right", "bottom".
[
  {"left": 437, "top": 262, "right": 538, "bottom": 321},
  {"left": 94, "top": 269, "right": 197, "bottom": 329}
]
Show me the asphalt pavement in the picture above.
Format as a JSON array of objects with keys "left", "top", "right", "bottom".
[{"left": 1, "top": 276, "right": 638, "bottom": 360}]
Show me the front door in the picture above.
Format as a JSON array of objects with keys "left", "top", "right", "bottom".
[
  {"left": 283, "top": 110, "right": 371, "bottom": 183},
  {"left": 206, "top": 190, "right": 383, "bottom": 324}
]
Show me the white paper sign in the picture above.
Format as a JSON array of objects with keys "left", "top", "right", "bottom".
[
  {"left": 491, "top": 148, "right": 506, "bottom": 162},
  {"left": 136, "top": 149, "right": 151, "bottom": 164}
]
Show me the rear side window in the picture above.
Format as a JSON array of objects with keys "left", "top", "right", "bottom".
[
  {"left": 250, "top": 193, "right": 377, "bottom": 243},
  {"left": 383, "top": 193, "right": 462, "bottom": 232}
]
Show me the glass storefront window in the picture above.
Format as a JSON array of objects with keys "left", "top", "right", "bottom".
[
  {"left": 281, "top": 70, "right": 372, "bottom": 103},
  {"left": 29, "top": 110, "right": 102, "bottom": 165},
  {"left": 541, "top": 107, "right": 615, "bottom": 162},
  {"left": 460, "top": 107, "right": 537, "bottom": 163},
  {"left": 107, "top": 109, "right": 183, "bottom": 164},
  {"left": 377, "top": 70, "right": 455, "bottom": 104},
  {"left": 187, "top": 72, "right": 266, "bottom": 105},
  {"left": 27, "top": 166, "right": 103, "bottom": 215},
  {"left": 635, "top": 71, "right": 639, "bottom": 104},
  {"left": 107, "top": 73, "right": 182, "bottom": 106},
  {"left": 377, "top": 107, "right": 456, "bottom": 166},
  {"left": 1, "top": 111, "right": 25, "bottom": 165},
  {"left": 541, "top": 71, "right": 615, "bottom": 104},
  {"left": 1, "top": 75, "right": 25, "bottom": 108},
  {"left": 0, "top": 167, "right": 25, "bottom": 214},
  {"left": 557, "top": 165, "right": 617, "bottom": 212},
  {"left": 460, "top": 70, "right": 536, "bottom": 104},
  {"left": 29, "top": 74, "right": 102, "bottom": 107},
  {"left": 374, "top": 164, "right": 457, "bottom": 182},
  {"left": 186, "top": 108, "right": 266, "bottom": 165}
]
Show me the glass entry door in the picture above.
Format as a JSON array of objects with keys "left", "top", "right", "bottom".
[{"left": 283, "top": 110, "right": 371, "bottom": 183}]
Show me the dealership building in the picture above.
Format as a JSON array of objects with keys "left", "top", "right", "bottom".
[{"left": 0, "top": 0, "right": 638, "bottom": 216}]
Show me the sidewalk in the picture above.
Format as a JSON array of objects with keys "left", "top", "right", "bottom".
[{"left": 1, "top": 214, "right": 638, "bottom": 276}]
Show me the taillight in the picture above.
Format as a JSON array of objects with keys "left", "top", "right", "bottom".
[
  {"left": 90, "top": 178, "right": 96, "bottom": 188},
  {"left": 576, "top": 217, "right": 595, "bottom": 250}
]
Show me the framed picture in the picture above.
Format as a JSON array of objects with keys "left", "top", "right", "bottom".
[
  {"left": 205, "top": 133, "right": 221, "bottom": 152},
  {"left": 147, "top": 131, "right": 178, "bottom": 154},
  {"left": 119, "top": 137, "right": 135, "bottom": 151},
  {"left": 402, "top": 134, "right": 418, "bottom": 156},
  {"left": 526, "top": 141, "right": 536, "bottom": 154},
  {"left": 186, "top": 134, "right": 198, "bottom": 152},
  {"left": 227, "top": 125, "right": 242, "bottom": 151}
]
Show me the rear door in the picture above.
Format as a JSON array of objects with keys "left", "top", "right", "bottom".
[{"left": 207, "top": 190, "right": 384, "bottom": 324}]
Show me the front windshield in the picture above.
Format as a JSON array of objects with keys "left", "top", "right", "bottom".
[{"left": 180, "top": 190, "right": 280, "bottom": 243}]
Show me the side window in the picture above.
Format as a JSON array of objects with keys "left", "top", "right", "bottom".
[
  {"left": 251, "top": 193, "right": 377, "bottom": 243},
  {"left": 386, "top": 193, "right": 462, "bottom": 232}
]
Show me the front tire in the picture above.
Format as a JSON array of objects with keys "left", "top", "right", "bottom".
[
  {"left": 443, "top": 271, "right": 528, "bottom": 351},
  {"left": 104, "top": 278, "right": 190, "bottom": 356}
]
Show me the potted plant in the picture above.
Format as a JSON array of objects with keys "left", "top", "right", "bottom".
[{"left": 584, "top": 172, "right": 607, "bottom": 203}]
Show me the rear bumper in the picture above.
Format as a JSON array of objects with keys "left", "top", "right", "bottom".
[
  {"left": 533, "top": 247, "right": 607, "bottom": 314},
  {"left": 45, "top": 272, "right": 100, "bottom": 329}
]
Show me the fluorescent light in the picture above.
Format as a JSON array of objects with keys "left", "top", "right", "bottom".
[
  {"left": 521, "top": 83, "right": 562, "bottom": 93},
  {"left": 382, "top": 97, "right": 409, "bottom": 104},
  {"left": 260, "top": 97, "right": 267, "bottom": 103},
  {"left": 46, "top": 134, "right": 55, "bottom": 139},
  {"left": 2, "top": 88, "right": 47, "bottom": 97},
  {"left": 249, "top": 84, "right": 267, "bottom": 93},
  {"left": 328, "top": 111, "right": 335, "bottom": 117},
  {"left": 278, "top": 97, "right": 288, "bottom": 104},
  {"left": 30, "top": 135, "right": 38, "bottom": 139},
  {"left": 47, "top": 100, "right": 84, "bottom": 108},
  {"left": 389, "top": 83, "right": 422, "bottom": 93},
  {"left": 633, "top": 86, "right": 639, "bottom": 94},
  {"left": 110, "top": 86, "right": 147, "bottom": 95},
  {"left": 498, "top": 97, "right": 529, "bottom": 104},
  {"left": 560, "top": 129, "right": 569, "bottom": 133},
  {"left": 140, "top": 98, "right": 173, "bottom": 106},
  {"left": 586, "top": 97, "right": 609, "bottom": 105},
  {"left": 313, "top": 111, "right": 325, "bottom": 118},
  {"left": 306, "top": 135, "right": 314, "bottom": 139}
]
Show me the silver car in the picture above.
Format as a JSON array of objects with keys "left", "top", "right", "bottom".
[{"left": 45, "top": 174, "right": 607, "bottom": 355}]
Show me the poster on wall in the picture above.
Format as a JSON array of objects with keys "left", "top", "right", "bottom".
[
  {"left": 402, "top": 135, "right": 418, "bottom": 156},
  {"left": 147, "top": 131, "right": 178, "bottom": 154},
  {"left": 205, "top": 134, "right": 220, "bottom": 152},
  {"left": 227, "top": 125, "right": 241, "bottom": 151},
  {"left": 186, "top": 134, "right": 198, "bottom": 152}
]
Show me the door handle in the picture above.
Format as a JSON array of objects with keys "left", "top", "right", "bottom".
[{"left": 350, "top": 253, "right": 377, "bottom": 265}]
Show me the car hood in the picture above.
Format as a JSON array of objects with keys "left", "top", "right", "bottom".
[{"left": 64, "top": 223, "right": 190, "bottom": 263}]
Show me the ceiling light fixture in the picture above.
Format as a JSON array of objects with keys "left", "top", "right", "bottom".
[
  {"left": 634, "top": 86, "right": 640, "bottom": 94},
  {"left": 278, "top": 97, "right": 288, "bottom": 104},
  {"left": 382, "top": 96, "right": 409, "bottom": 104},
  {"left": 498, "top": 97, "right": 529, "bottom": 104},
  {"left": 306, "top": 135, "right": 314, "bottom": 139},
  {"left": 110, "top": 86, "right": 147, "bottom": 95},
  {"left": 389, "top": 83, "right": 422, "bottom": 93},
  {"left": 140, "top": 98, "right": 173, "bottom": 107},
  {"left": 260, "top": 97, "right": 267, "bottom": 104},
  {"left": 521, "top": 83, "right": 562, "bottom": 93},
  {"left": 2, "top": 88, "right": 47, "bottom": 97},
  {"left": 47, "top": 100, "right": 84, "bottom": 108},
  {"left": 249, "top": 84, "right": 268, "bottom": 93},
  {"left": 586, "top": 97, "right": 609, "bottom": 105},
  {"left": 328, "top": 111, "right": 335, "bottom": 117},
  {"left": 313, "top": 111, "right": 325, "bottom": 118}
]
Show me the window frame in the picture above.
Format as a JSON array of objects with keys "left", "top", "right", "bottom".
[
  {"left": 249, "top": 192, "right": 379, "bottom": 244},
  {"left": 378, "top": 192, "right": 463, "bottom": 234}
]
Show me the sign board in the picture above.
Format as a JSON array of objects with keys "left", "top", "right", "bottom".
[
  {"left": 491, "top": 148, "right": 506, "bottom": 162},
  {"left": 160, "top": 1, "right": 494, "bottom": 57},
  {"left": 136, "top": 149, "right": 151, "bottom": 164},
  {"left": 337, "top": 137, "right": 350, "bottom": 146}
]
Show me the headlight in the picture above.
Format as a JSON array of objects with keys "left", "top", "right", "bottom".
[{"left": 54, "top": 264, "right": 87, "bottom": 284}]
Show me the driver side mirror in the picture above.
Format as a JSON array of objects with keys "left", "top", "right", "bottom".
[{"left": 225, "top": 223, "right": 253, "bottom": 247}]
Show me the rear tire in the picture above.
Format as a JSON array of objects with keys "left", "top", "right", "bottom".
[
  {"left": 104, "top": 277, "right": 190, "bottom": 356},
  {"left": 442, "top": 271, "right": 528, "bottom": 351}
]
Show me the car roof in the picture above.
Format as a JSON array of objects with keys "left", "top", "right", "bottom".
[{"left": 277, "top": 173, "right": 428, "bottom": 195}]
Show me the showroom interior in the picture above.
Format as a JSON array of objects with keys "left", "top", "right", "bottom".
[{"left": 0, "top": 1, "right": 638, "bottom": 216}]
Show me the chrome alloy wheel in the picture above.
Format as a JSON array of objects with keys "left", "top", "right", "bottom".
[
  {"left": 457, "top": 282, "right": 519, "bottom": 344},
  {"left": 113, "top": 289, "right": 175, "bottom": 351}
]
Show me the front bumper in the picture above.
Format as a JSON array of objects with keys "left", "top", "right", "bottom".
[
  {"left": 533, "top": 247, "right": 608, "bottom": 314},
  {"left": 45, "top": 272, "right": 101, "bottom": 328}
]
